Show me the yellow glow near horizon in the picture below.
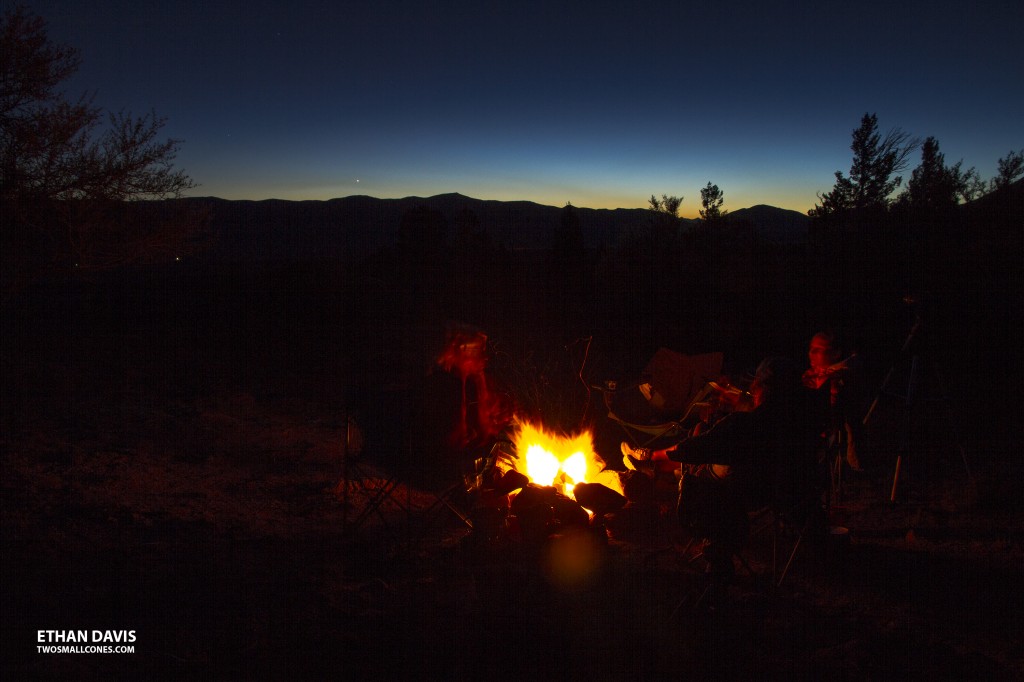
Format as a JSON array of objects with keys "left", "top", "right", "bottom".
[{"left": 185, "top": 177, "right": 816, "bottom": 216}]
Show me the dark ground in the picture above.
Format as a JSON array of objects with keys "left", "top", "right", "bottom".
[{"left": 2, "top": 266, "right": 1023, "bottom": 681}]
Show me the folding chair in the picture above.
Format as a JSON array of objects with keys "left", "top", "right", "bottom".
[
  {"left": 340, "top": 445, "right": 478, "bottom": 539},
  {"left": 599, "top": 348, "right": 729, "bottom": 449},
  {"left": 334, "top": 408, "right": 419, "bottom": 539},
  {"left": 394, "top": 440, "right": 501, "bottom": 535},
  {"left": 343, "top": 470, "right": 407, "bottom": 532},
  {"left": 747, "top": 503, "right": 816, "bottom": 589},
  {"left": 605, "top": 380, "right": 748, "bottom": 457},
  {"left": 669, "top": 501, "right": 815, "bottom": 617},
  {"left": 749, "top": 485, "right": 835, "bottom": 585},
  {"left": 823, "top": 425, "right": 848, "bottom": 511},
  {"left": 667, "top": 471, "right": 828, "bottom": 615},
  {"left": 338, "top": 453, "right": 409, "bottom": 537},
  {"left": 419, "top": 479, "right": 474, "bottom": 530}
]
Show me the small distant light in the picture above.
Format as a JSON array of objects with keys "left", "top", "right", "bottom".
[{"left": 175, "top": 256, "right": 181, "bottom": 262}]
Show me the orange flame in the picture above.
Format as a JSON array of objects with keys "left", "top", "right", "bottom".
[{"left": 510, "top": 420, "right": 623, "bottom": 499}]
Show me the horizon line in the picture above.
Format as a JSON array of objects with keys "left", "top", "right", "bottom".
[{"left": 181, "top": 191, "right": 814, "bottom": 217}]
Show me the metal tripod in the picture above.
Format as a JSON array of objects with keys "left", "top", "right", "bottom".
[{"left": 864, "top": 312, "right": 969, "bottom": 502}]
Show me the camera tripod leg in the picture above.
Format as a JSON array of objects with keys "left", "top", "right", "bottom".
[{"left": 889, "top": 455, "right": 902, "bottom": 503}]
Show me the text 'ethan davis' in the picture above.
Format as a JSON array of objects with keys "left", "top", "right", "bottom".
[{"left": 37, "top": 630, "right": 136, "bottom": 643}]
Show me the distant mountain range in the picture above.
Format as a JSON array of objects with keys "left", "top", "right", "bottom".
[
  {"left": 724, "top": 204, "right": 812, "bottom": 243},
  {"left": 161, "top": 193, "right": 812, "bottom": 262}
]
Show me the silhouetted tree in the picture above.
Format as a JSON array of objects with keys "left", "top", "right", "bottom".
[
  {"left": 1, "top": 7, "right": 201, "bottom": 293},
  {"left": 1, "top": 8, "right": 195, "bottom": 203},
  {"left": 903, "top": 137, "right": 963, "bottom": 211},
  {"left": 958, "top": 167, "right": 987, "bottom": 203},
  {"left": 699, "top": 182, "right": 725, "bottom": 223},
  {"left": 810, "top": 113, "right": 917, "bottom": 216},
  {"left": 992, "top": 149, "right": 1024, "bottom": 192},
  {"left": 648, "top": 193, "right": 682, "bottom": 216},
  {"left": 896, "top": 136, "right": 973, "bottom": 302},
  {"left": 645, "top": 192, "right": 683, "bottom": 252}
]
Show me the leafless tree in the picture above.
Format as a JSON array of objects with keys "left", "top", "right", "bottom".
[{"left": 1, "top": 7, "right": 205, "bottom": 294}]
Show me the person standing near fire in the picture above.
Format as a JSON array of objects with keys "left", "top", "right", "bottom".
[{"left": 802, "top": 330, "right": 868, "bottom": 472}]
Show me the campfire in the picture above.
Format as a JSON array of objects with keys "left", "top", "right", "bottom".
[
  {"left": 427, "top": 327, "right": 632, "bottom": 567},
  {"left": 465, "top": 419, "right": 630, "bottom": 554},
  {"left": 457, "top": 419, "right": 631, "bottom": 589},
  {"left": 508, "top": 420, "right": 624, "bottom": 504}
]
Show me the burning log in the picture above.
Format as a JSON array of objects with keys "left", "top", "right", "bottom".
[
  {"left": 492, "top": 469, "right": 530, "bottom": 495},
  {"left": 509, "top": 485, "right": 557, "bottom": 543},
  {"left": 509, "top": 420, "right": 624, "bottom": 500},
  {"left": 508, "top": 484, "right": 593, "bottom": 545},
  {"left": 552, "top": 493, "right": 591, "bottom": 529},
  {"left": 572, "top": 482, "right": 627, "bottom": 517},
  {"left": 465, "top": 419, "right": 629, "bottom": 555}
]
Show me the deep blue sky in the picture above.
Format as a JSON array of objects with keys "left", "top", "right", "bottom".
[{"left": 16, "top": 0, "right": 1024, "bottom": 216}]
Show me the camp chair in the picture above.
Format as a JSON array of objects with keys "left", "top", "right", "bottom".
[
  {"left": 668, "top": 512, "right": 765, "bottom": 616},
  {"left": 393, "top": 435, "right": 510, "bottom": 536},
  {"left": 753, "top": 433, "right": 832, "bottom": 589},
  {"left": 602, "top": 348, "right": 728, "bottom": 452},
  {"left": 341, "top": 441, "right": 477, "bottom": 538},
  {"left": 669, "top": 499, "right": 820, "bottom": 617},
  {"left": 336, "top": 394, "right": 461, "bottom": 539},
  {"left": 344, "top": 471, "right": 407, "bottom": 533},
  {"left": 416, "top": 448, "right": 497, "bottom": 532},
  {"left": 823, "top": 424, "right": 849, "bottom": 511},
  {"left": 746, "top": 500, "right": 821, "bottom": 589},
  {"left": 337, "top": 413, "right": 411, "bottom": 537},
  {"left": 607, "top": 380, "right": 730, "bottom": 450}
]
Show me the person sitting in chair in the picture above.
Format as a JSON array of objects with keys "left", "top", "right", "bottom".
[
  {"left": 620, "top": 377, "right": 754, "bottom": 475},
  {"left": 646, "top": 357, "right": 826, "bottom": 599}
]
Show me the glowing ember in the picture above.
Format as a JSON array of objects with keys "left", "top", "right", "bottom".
[{"left": 511, "top": 421, "right": 623, "bottom": 499}]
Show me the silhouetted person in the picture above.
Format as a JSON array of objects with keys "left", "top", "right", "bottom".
[{"left": 668, "top": 357, "right": 825, "bottom": 600}]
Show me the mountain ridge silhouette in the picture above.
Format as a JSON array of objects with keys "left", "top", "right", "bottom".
[{"left": 146, "top": 193, "right": 812, "bottom": 262}]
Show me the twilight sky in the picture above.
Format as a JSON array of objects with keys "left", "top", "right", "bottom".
[{"left": 17, "top": 0, "right": 1024, "bottom": 217}]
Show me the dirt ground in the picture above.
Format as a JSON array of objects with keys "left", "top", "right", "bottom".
[
  {"left": 3, "top": 375, "right": 1022, "bottom": 681},
  {"left": 2, "top": 265, "right": 1022, "bottom": 680}
]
